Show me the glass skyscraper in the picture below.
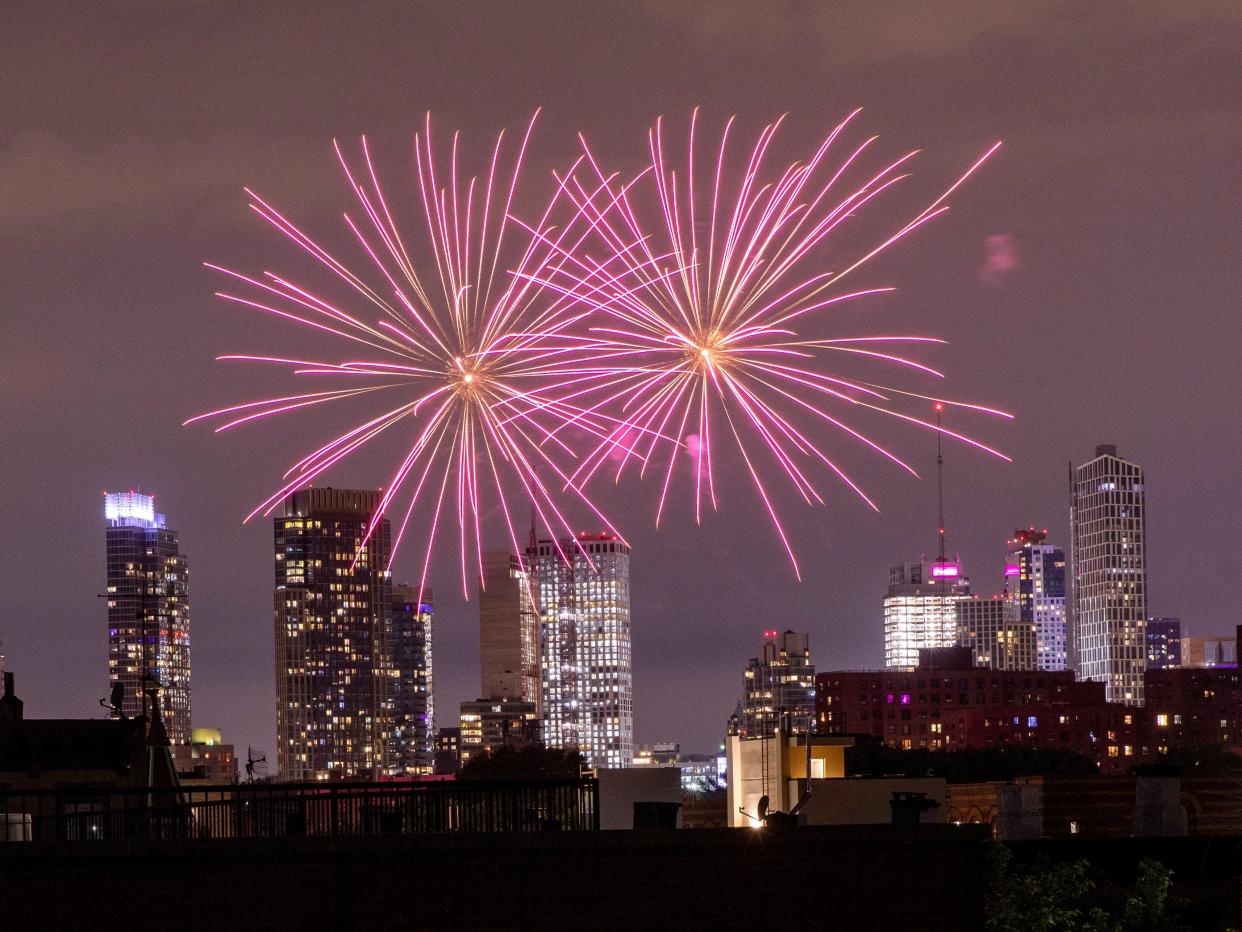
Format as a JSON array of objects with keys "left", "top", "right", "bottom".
[
  {"left": 741, "top": 630, "right": 815, "bottom": 735},
  {"left": 956, "top": 595, "right": 1036, "bottom": 671},
  {"left": 273, "top": 488, "right": 392, "bottom": 780},
  {"left": 389, "top": 583, "right": 434, "bottom": 774},
  {"left": 531, "top": 533, "right": 632, "bottom": 770},
  {"left": 1006, "top": 528, "right": 1067, "bottom": 671},
  {"left": 104, "top": 491, "right": 191, "bottom": 744},
  {"left": 1070, "top": 445, "right": 1148, "bottom": 705}
]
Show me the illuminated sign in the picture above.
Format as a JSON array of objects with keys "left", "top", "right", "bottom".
[
  {"left": 930, "top": 562, "right": 960, "bottom": 578},
  {"left": 1004, "top": 564, "right": 1021, "bottom": 577}
]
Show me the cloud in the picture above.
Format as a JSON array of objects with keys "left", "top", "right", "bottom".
[
  {"left": 0, "top": 130, "right": 329, "bottom": 233},
  {"left": 978, "top": 234, "right": 1017, "bottom": 287},
  {"left": 650, "top": 1, "right": 1242, "bottom": 67}
]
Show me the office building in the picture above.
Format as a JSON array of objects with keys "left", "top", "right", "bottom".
[
  {"left": 956, "top": 595, "right": 1036, "bottom": 671},
  {"left": 1146, "top": 618, "right": 1182, "bottom": 670},
  {"left": 389, "top": 584, "right": 434, "bottom": 774},
  {"left": 532, "top": 532, "right": 632, "bottom": 769},
  {"left": 884, "top": 561, "right": 971, "bottom": 669},
  {"left": 433, "top": 727, "right": 461, "bottom": 775},
  {"left": 104, "top": 491, "right": 191, "bottom": 744},
  {"left": 478, "top": 551, "right": 539, "bottom": 707},
  {"left": 1070, "top": 445, "right": 1148, "bottom": 705},
  {"left": 1006, "top": 529, "right": 1067, "bottom": 671},
  {"left": 740, "top": 630, "right": 816, "bottom": 735},
  {"left": 458, "top": 698, "right": 539, "bottom": 765},
  {"left": 274, "top": 488, "right": 392, "bottom": 781}
]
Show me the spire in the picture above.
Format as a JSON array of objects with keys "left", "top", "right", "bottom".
[{"left": 528, "top": 500, "right": 537, "bottom": 552}]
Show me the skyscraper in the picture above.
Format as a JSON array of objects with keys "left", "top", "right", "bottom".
[
  {"left": 884, "top": 561, "right": 971, "bottom": 669},
  {"left": 104, "top": 491, "right": 191, "bottom": 744},
  {"left": 740, "top": 630, "right": 816, "bottom": 735},
  {"left": 389, "top": 584, "right": 434, "bottom": 774},
  {"left": 1006, "top": 528, "right": 1068, "bottom": 671},
  {"left": 1146, "top": 618, "right": 1182, "bottom": 669},
  {"left": 1070, "top": 445, "right": 1148, "bottom": 705},
  {"left": 478, "top": 551, "right": 539, "bottom": 707},
  {"left": 956, "top": 595, "right": 1036, "bottom": 671},
  {"left": 273, "top": 488, "right": 392, "bottom": 780},
  {"left": 532, "top": 532, "right": 632, "bottom": 769}
]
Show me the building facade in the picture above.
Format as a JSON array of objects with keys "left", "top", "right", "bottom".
[
  {"left": 1006, "top": 529, "right": 1067, "bottom": 671},
  {"left": 884, "top": 561, "right": 971, "bottom": 669},
  {"left": 458, "top": 698, "right": 539, "bottom": 765},
  {"left": 1146, "top": 618, "right": 1182, "bottom": 670},
  {"left": 478, "top": 551, "right": 539, "bottom": 707},
  {"left": 956, "top": 596, "right": 1037, "bottom": 671},
  {"left": 1070, "top": 445, "right": 1148, "bottom": 705},
  {"left": 389, "top": 584, "right": 434, "bottom": 774},
  {"left": 816, "top": 663, "right": 1142, "bottom": 770},
  {"left": 274, "top": 488, "right": 392, "bottom": 781},
  {"left": 104, "top": 491, "right": 191, "bottom": 744},
  {"left": 741, "top": 630, "right": 816, "bottom": 735},
  {"left": 532, "top": 533, "right": 632, "bottom": 769}
]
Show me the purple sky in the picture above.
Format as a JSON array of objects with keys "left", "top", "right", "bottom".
[{"left": 3, "top": 2, "right": 1242, "bottom": 759}]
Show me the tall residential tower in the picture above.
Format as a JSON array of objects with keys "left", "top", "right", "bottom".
[
  {"left": 740, "top": 630, "right": 816, "bottom": 735},
  {"left": 1070, "top": 445, "right": 1148, "bottom": 705},
  {"left": 1006, "top": 529, "right": 1068, "bottom": 671},
  {"left": 104, "top": 491, "right": 191, "bottom": 744},
  {"left": 274, "top": 488, "right": 392, "bottom": 780},
  {"left": 532, "top": 533, "right": 632, "bottom": 769}
]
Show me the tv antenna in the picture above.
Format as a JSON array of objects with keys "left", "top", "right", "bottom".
[{"left": 245, "top": 746, "right": 268, "bottom": 783}]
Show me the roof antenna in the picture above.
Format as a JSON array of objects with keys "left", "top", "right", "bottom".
[
  {"left": 528, "top": 500, "right": 537, "bottom": 552},
  {"left": 935, "top": 403, "right": 947, "bottom": 564}
]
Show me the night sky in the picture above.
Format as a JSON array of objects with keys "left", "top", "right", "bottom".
[{"left": 4, "top": 3, "right": 1242, "bottom": 760}]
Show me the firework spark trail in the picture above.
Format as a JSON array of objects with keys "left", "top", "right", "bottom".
[
  {"left": 187, "top": 113, "right": 635, "bottom": 598},
  {"left": 525, "top": 110, "right": 1011, "bottom": 579}
]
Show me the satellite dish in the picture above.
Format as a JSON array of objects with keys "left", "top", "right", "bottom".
[{"left": 757, "top": 795, "right": 769, "bottom": 822}]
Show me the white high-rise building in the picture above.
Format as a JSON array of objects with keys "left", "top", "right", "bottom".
[
  {"left": 1070, "top": 445, "right": 1148, "bottom": 705},
  {"left": 531, "top": 533, "right": 632, "bottom": 769},
  {"left": 883, "top": 560, "right": 971, "bottom": 669},
  {"left": 1006, "top": 529, "right": 1068, "bottom": 671}
]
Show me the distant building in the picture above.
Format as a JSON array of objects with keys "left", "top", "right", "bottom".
[
  {"left": 1146, "top": 618, "right": 1182, "bottom": 670},
  {"left": 532, "top": 533, "right": 633, "bottom": 770},
  {"left": 1070, "top": 445, "right": 1148, "bottom": 705},
  {"left": 1147, "top": 655, "right": 1242, "bottom": 752},
  {"left": 389, "top": 584, "right": 434, "bottom": 774},
  {"left": 816, "top": 662, "right": 1141, "bottom": 769},
  {"left": 478, "top": 551, "right": 539, "bottom": 708},
  {"left": 1182, "top": 634, "right": 1236, "bottom": 669},
  {"left": 884, "top": 561, "right": 971, "bottom": 669},
  {"left": 956, "top": 595, "right": 1037, "bottom": 671},
  {"left": 741, "top": 630, "right": 816, "bottom": 736},
  {"left": 459, "top": 699, "right": 539, "bottom": 765},
  {"left": 1006, "top": 529, "right": 1067, "bottom": 671},
  {"left": 173, "top": 727, "right": 238, "bottom": 785},
  {"left": 274, "top": 488, "right": 392, "bottom": 781},
  {"left": 104, "top": 491, "right": 191, "bottom": 744},
  {"left": 632, "top": 742, "right": 724, "bottom": 792},
  {"left": 433, "top": 727, "right": 461, "bottom": 775}
]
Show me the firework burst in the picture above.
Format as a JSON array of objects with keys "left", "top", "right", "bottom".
[
  {"left": 187, "top": 113, "right": 626, "bottom": 596},
  {"left": 525, "top": 110, "right": 1011, "bottom": 578}
]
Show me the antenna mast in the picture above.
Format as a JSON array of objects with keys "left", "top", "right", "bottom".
[{"left": 936, "top": 403, "right": 946, "bottom": 564}]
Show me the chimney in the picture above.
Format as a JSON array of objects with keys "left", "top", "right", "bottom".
[{"left": 0, "top": 672, "right": 23, "bottom": 722}]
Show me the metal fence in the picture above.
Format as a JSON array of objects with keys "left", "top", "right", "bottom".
[{"left": 0, "top": 778, "right": 599, "bottom": 842}]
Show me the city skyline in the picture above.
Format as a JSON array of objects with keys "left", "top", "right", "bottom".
[{"left": 4, "top": 4, "right": 1242, "bottom": 761}]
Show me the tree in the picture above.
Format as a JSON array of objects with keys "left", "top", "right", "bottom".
[{"left": 458, "top": 743, "right": 585, "bottom": 780}]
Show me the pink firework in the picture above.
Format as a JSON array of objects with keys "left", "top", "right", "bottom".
[
  {"left": 187, "top": 113, "right": 624, "bottom": 597},
  {"left": 527, "top": 110, "right": 1011, "bottom": 578}
]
